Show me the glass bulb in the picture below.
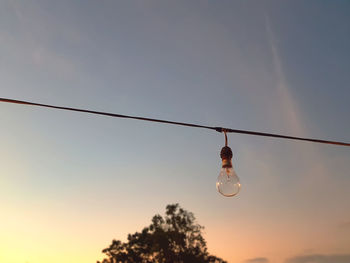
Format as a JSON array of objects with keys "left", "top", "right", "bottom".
[{"left": 216, "top": 167, "right": 241, "bottom": 197}]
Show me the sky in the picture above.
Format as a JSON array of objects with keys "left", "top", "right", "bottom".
[{"left": 0, "top": 1, "right": 350, "bottom": 263}]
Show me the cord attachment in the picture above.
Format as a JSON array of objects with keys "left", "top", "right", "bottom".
[
  {"left": 220, "top": 146, "right": 233, "bottom": 168},
  {"left": 220, "top": 130, "right": 233, "bottom": 168}
]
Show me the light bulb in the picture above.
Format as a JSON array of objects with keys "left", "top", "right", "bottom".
[
  {"left": 216, "top": 145, "right": 241, "bottom": 197},
  {"left": 216, "top": 167, "right": 241, "bottom": 197}
]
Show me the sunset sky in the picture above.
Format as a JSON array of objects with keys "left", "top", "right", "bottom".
[{"left": 1, "top": 1, "right": 350, "bottom": 263}]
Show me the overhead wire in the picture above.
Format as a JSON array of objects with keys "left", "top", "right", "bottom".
[{"left": 0, "top": 97, "right": 349, "bottom": 147}]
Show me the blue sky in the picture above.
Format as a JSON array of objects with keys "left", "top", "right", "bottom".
[{"left": 1, "top": 1, "right": 349, "bottom": 263}]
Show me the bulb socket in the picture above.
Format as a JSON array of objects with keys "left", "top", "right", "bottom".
[{"left": 220, "top": 146, "right": 233, "bottom": 168}]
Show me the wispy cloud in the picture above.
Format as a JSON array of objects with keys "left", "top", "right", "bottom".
[
  {"left": 285, "top": 254, "right": 350, "bottom": 263},
  {"left": 264, "top": 13, "right": 329, "bottom": 179},
  {"left": 3, "top": 0, "right": 79, "bottom": 76},
  {"left": 244, "top": 257, "right": 269, "bottom": 263},
  {"left": 264, "top": 14, "right": 304, "bottom": 136}
]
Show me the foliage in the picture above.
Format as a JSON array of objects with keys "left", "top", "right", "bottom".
[{"left": 97, "top": 204, "right": 226, "bottom": 263}]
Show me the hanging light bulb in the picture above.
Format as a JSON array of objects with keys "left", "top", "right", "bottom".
[{"left": 216, "top": 131, "right": 241, "bottom": 197}]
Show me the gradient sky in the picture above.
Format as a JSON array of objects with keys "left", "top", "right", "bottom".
[{"left": 1, "top": 1, "right": 350, "bottom": 263}]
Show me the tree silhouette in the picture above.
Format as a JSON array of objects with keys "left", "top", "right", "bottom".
[{"left": 97, "top": 204, "right": 227, "bottom": 263}]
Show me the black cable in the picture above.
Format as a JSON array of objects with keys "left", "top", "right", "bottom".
[{"left": 1, "top": 97, "right": 349, "bottom": 147}]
